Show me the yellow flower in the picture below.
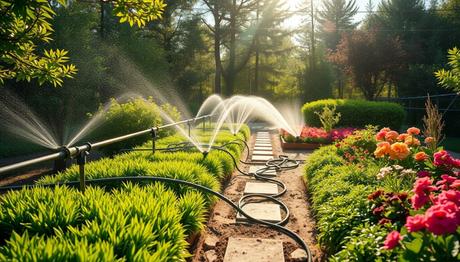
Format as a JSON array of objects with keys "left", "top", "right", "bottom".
[{"left": 374, "top": 142, "right": 391, "bottom": 158}]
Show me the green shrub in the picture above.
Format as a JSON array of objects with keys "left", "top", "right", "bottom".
[
  {"left": 91, "top": 97, "right": 180, "bottom": 154},
  {"left": 39, "top": 159, "right": 220, "bottom": 199},
  {"left": 0, "top": 184, "right": 195, "bottom": 261},
  {"left": 302, "top": 99, "right": 405, "bottom": 129},
  {"left": 330, "top": 224, "right": 393, "bottom": 262}
]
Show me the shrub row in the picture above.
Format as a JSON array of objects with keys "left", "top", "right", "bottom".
[
  {"left": 302, "top": 99, "right": 405, "bottom": 130},
  {"left": 1, "top": 125, "right": 249, "bottom": 260},
  {"left": 304, "top": 145, "right": 381, "bottom": 256},
  {"left": 0, "top": 183, "right": 203, "bottom": 261}
]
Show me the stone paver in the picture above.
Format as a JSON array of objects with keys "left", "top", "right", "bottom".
[
  {"left": 254, "top": 146, "right": 272, "bottom": 151},
  {"left": 223, "top": 237, "right": 284, "bottom": 262},
  {"left": 236, "top": 203, "right": 282, "bottom": 223},
  {"left": 251, "top": 155, "right": 273, "bottom": 161},
  {"left": 249, "top": 165, "right": 277, "bottom": 176},
  {"left": 253, "top": 150, "right": 273, "bottom": 156},
  {"left": 244, "top": 182, "right": 278, "bottom": 195}
]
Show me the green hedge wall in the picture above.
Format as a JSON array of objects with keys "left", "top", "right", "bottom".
[{"left": 302, "top": 99, "right": 405, "bottom": 129}]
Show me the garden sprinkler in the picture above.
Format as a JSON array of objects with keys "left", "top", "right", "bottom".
[
  {"left": 53, "top": 146, "right": 71, "bottom": 173},
  {"left": 202, "top": 150, "right": 208, "bottom": 159}
]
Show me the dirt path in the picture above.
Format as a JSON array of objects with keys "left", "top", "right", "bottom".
[{"left": 192, "top": 130, "right": 324, "bottom": 261}]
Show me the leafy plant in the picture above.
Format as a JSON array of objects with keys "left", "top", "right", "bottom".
[
  {"left": 435, "top": 47, "right": 460, "bottom": 93},
  {"left": 315, "top": 105, "right": 341, "bottom": 132}
]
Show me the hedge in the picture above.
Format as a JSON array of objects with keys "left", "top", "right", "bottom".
[{"left": 302, "top": 99, "right": 405, "bottom": 129}]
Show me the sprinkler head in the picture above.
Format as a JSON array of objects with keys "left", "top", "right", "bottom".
[{"left": 202, "top": 151, "right": 208, "bottom": 158}]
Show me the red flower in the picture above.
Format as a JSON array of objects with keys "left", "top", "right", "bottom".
[
  {"left": 406, "top": 214, "right": 426, "bottom": 232},
  {"left": 384, "top": 231, "right": 402, "bottom": 249},
  {"left": 436, "top": 175, "right": 458, "bottom": 191},
  {"left": 434, "top": 150, "right": 460, "bottom": 168},
  {"left": 411, "top": 193, "right": 430, "bottom": 210},
  {"left": 425, "top": 203, "right": 458, "bottom": 235},
  {"left": 376, "top": 130, "right": 387, "bottom": 141},
  {"left": 368, "top": 189, "right": 384, "bottom": 200},
  {"left": 436, "top": 190, "right": 460, "bottom": 206},
  {"left": 417, "top": 170, "right": 430, "bottom": 178},
  {"left": 413, "top": 177, "right": 437, "bottom": 195}
]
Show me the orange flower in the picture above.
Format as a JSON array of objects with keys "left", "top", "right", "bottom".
[
  {"left": 381, "top": 127, "right": 391, "bottom": 132},
  {"left": 405, "top": 136, "right": 421, "bottom": 146},
  {"left": 425, "top": 137, "right": 434, "bottom": 144},
  {"left": 390, "top": 142, "right": 410, "bottom": 160},
  {"left": 414, "top": 151, "right": 429, "bottom": 162},
  {"left": 374, "top": 142, "right": 391, "bottom": 158},
  {"left": 407, "top": 127, "right": 421, "bottom": 135},
  {"left": 385, "top": 131, "right": 399, "bottom": 141},
  {"left": 397, "top": 133, "right": 409, "bottom": 141}
]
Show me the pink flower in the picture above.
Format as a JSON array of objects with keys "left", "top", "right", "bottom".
[
  {"left": 436, "top": 190, "right": 460, "bottom": 206},
  {"left": 411, "top": 193, "right": 430, "bottom": 210},
  {"left": 434, "top": 150, "right": 460, "bottom": 169},
  {"left": 376, "top": 131, "right": 387, "bottom": 141},
  {"left": 384, "top": 231, "right": 402, "bottom": 249},
  {"left": 436, "top": 175, "right": 458, "bottom": 190},
  {"left": 413, "top": 177, "right": 437, "bottom": 195},
  {"left": 425, "top": 203, "right": 459, "bottom": 235},
  {"left": 406, "top": 214, "right": 426, "bottom": 232}
]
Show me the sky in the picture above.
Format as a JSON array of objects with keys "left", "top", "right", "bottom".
[{"left": 283, "top": 0, "right": 383, "bottom": 29}]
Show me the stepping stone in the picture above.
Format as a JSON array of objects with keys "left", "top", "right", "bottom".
[
  {"left": 255, "top": 139, "right": 271, "bottom": 143},
  {"left": 244, "top": 182, "right": 278, "bottom": 195},
  {"left": 224, "top": 237, "right": 285, "bottom": 262},
  {"left": 257, "top": 132, "right": 270, "bottom": 135},
  {"left": 254, "top": 146, "right": 272, "bottom": 151},
  {"left": 252, "top": 155, "right": 273, "bottom": 161},
  {"left": 253, "top": 150, "right": 273, "bottom": 156},
  {"left": 236, "top": 203, "right": 282, "bottom": 223},
  {"left": 249, "top": 165, "right": 277, "bottom": 176},
  {"left": 255, "top": 144, "right": 272, "bottom": 148}
]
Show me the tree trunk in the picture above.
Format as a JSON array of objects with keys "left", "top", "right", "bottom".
[
  {"left": 214, "top": 31, "right": 222, "bottom": 94},
  {"left": 224, "top": 0, "right": 237, "bottom": 96},
  {"left": 254, "top": 0, "right": 260, "bottom": 95}
]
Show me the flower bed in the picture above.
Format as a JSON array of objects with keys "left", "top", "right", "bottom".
[
  {"left": 305, "top": 126, "right": 460, "bottom": 260},
  {"left": 280, "top": 127, "right": 355, "bottom": 150}
]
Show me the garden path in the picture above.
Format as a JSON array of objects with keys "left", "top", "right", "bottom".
[{"left": 192, "top": 127, "right": 324, "bottom": 262}]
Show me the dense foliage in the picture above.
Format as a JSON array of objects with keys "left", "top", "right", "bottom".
[
  {"left": 305, "top": 126, "right": 460, "bottom": 260},
  {"left": 0, "top": 124, "right": 249, "bottom": 260},
  {"left": 302, "top": 99, "right": 405, "bottom": 129}
]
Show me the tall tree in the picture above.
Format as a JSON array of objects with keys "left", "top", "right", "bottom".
[
  {"left": 252, "top": 0, "right": 291, "bottom": 95},
  {"left": 329, "top": 29, "right": 406, "bottom": 100},
  {"left": 317, "top": 0, "right": 358, "bottom": 50}
]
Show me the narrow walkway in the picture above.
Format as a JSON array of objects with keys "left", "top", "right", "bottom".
[{"left": 193, "top": 129, "right": 323, "bottom": 261}]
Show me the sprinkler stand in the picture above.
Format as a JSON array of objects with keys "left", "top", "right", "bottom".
[
  {"left": 150, "top": 128, "right": 157, "bottom": 154},
  {"left": 76, "top": 143, "right": 92, "bottom": 192}
]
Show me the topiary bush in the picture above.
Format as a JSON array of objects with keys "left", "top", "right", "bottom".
[{"left": 302, "top": 99, "right": 405, "bottom": 129}]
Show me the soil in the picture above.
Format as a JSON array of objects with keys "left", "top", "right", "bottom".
[{"left": 192, "top": 129, "right": 325, "bottom": 262}]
